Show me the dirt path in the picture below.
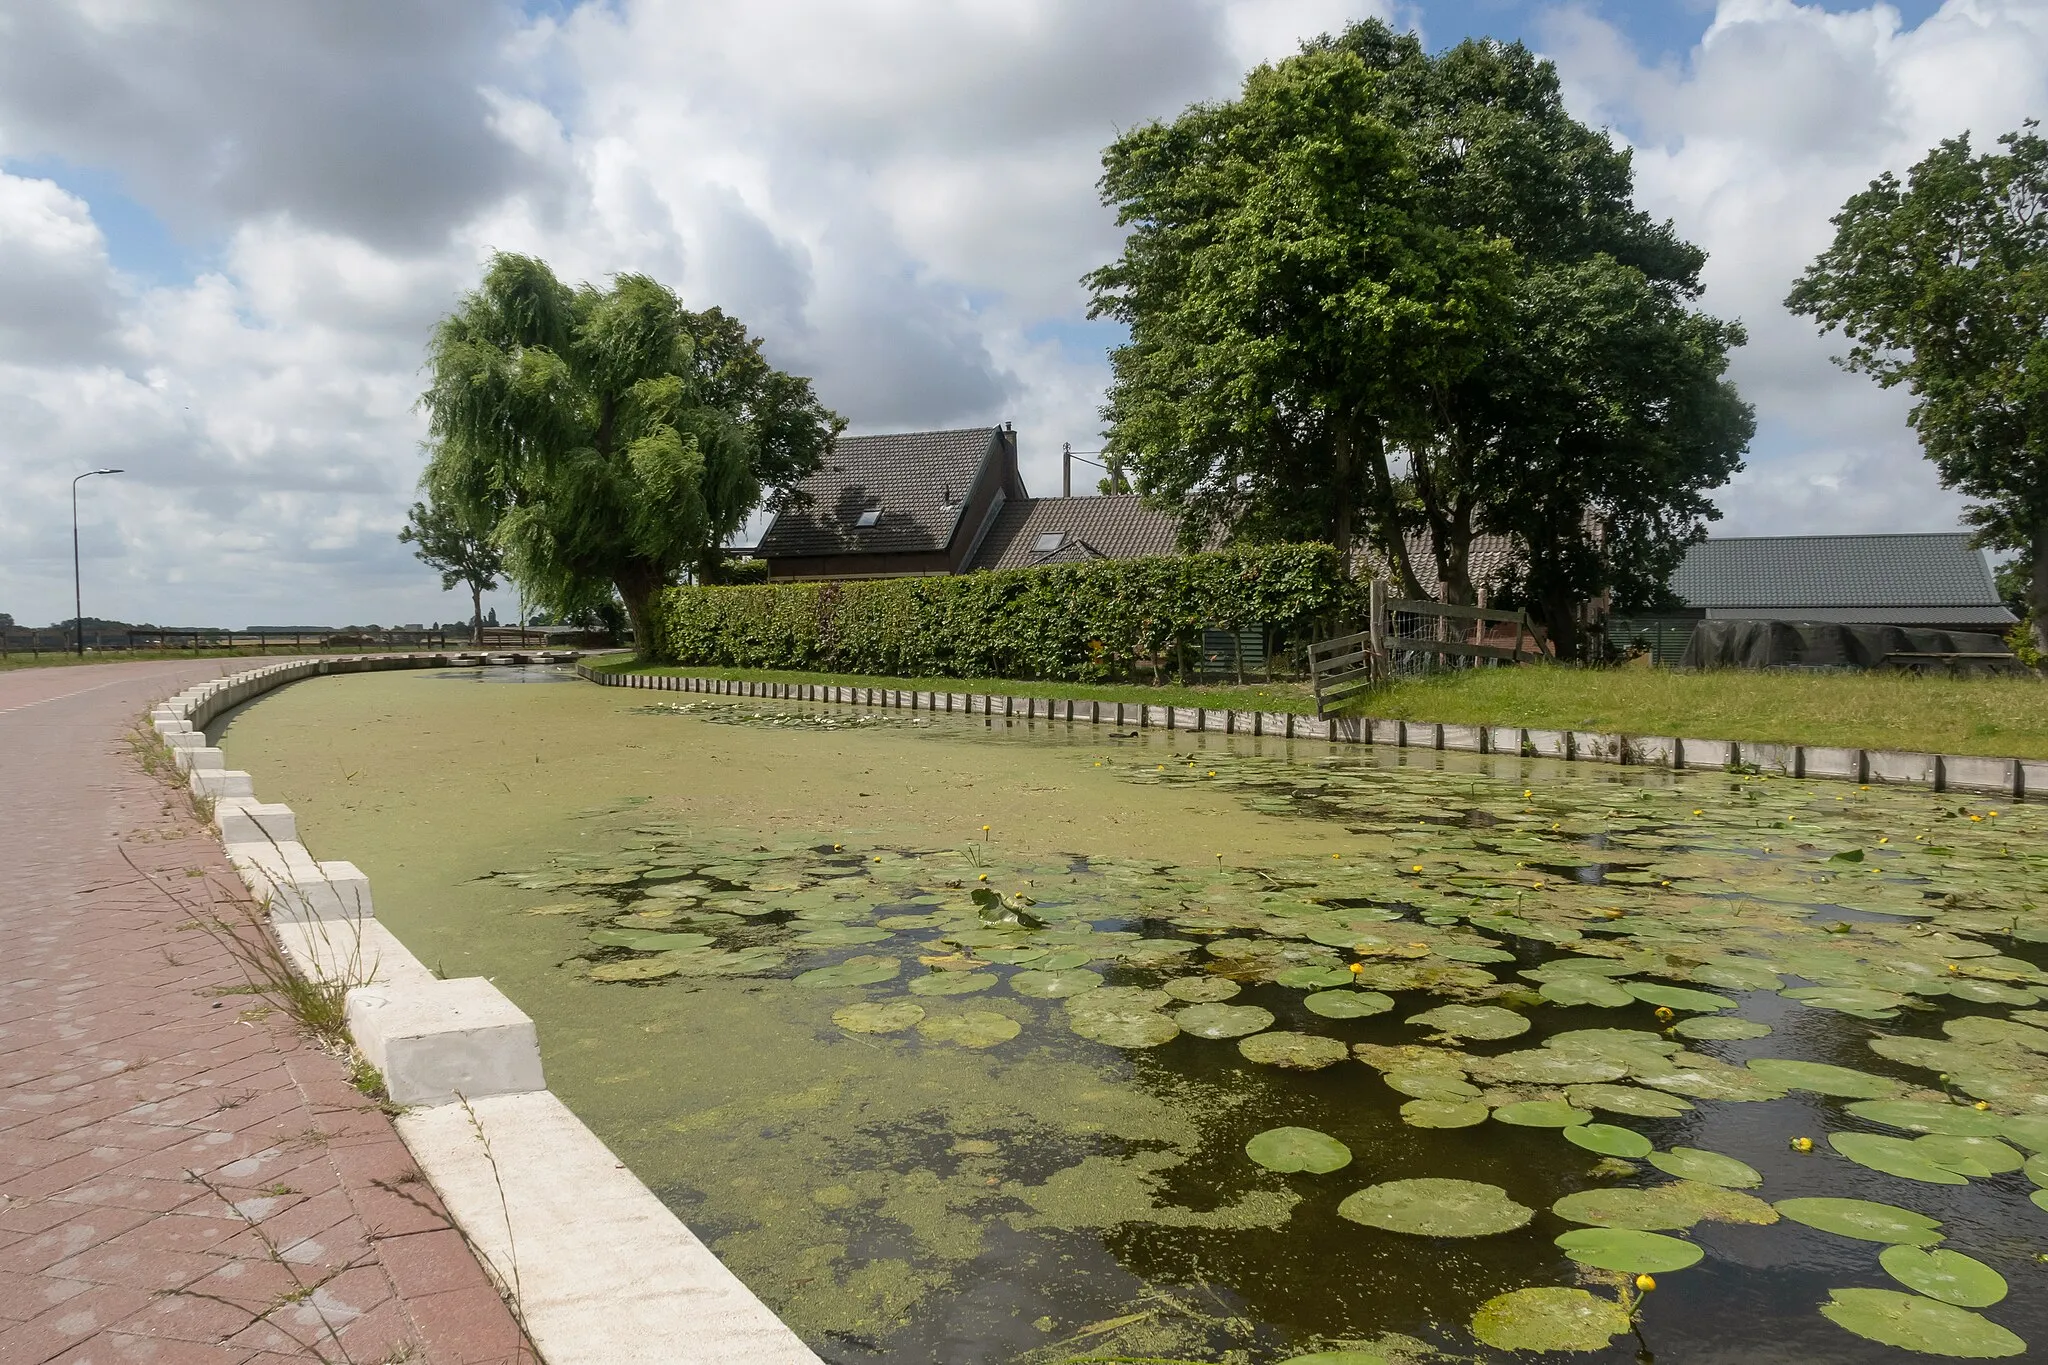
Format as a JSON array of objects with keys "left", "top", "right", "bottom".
[{"left": 0, "top": 660, "right": 524, "bottom": 1365}]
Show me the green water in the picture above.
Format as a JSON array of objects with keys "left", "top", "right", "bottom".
[{"left": 220, "top": 672, "right": 2048, "bottom": 1364}]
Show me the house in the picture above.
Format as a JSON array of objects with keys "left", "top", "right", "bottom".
[
  {"left": 1670, "top": 533, "right": 2016, "bottom": 631},
  {"left": 753, "top": 424, "right": 1185, "bottom": 581}
]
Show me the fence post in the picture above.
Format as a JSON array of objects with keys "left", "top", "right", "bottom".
[{"left": 1367, "top": 578, "right": 1385, "bottom": 680}]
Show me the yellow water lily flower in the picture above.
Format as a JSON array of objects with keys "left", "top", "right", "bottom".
[
  {"left": 1791, "top": 1137, "right": 1813, "bottom": 1153},
  {"left": 1635, "top": 1274, "right": 1656, "bottom": 1293}
]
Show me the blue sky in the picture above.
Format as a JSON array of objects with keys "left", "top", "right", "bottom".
[{"left": 0, "top": 0, "right": 2041, "bottom": 628}]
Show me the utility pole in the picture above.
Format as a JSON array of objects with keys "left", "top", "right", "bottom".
[
  {"left": 72, "top": 468, "right": 124, "bottom": 656},
  {"left": 1062, "top": 442, "right": 1071, "bottom": 498}
]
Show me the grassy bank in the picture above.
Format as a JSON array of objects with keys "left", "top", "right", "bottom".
[{"left": 600, "top": 659, "right": 2048, "bottom": 759}]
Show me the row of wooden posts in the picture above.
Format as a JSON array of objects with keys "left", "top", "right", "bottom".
[{"left": 1307, "top": 580, "right": 1547, "bottom": 717}]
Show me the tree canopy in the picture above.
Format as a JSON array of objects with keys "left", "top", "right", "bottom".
[
  {"left": 1088, "top": 21, "right": 1751, "bottom": 656},
  {"left": 418, "top": 253, "right": 842, "bottom": 645},
  {"left": 398, "top": 463, "right": 504, "bottom": 644},
  {"left": 1788, "top": 123, "right": 2048, "bottom": 655}
]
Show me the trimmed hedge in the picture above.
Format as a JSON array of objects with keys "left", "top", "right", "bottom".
[{"left": 646, "top": 543, "right": 1355, "bottom": 680}]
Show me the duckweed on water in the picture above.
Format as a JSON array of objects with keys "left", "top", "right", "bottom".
[{"left": 228, "top": 679, "right": 2048, "bottom": 1362}]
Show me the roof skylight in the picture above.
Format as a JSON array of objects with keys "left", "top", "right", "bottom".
[
  {"left": 856, "top": 509, "right": 881, "bottom": 528},
  {"left": 1033, "top": 531, "right": 1065, "bottom": 553}
]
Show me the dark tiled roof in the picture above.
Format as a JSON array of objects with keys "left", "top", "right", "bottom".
[
  {"left": 967, "top": 495, "right": 1188, "bottom": 571},
  {"left": 1353, "top": 533, "right": 1521, "bottom": 600},
  {"left": 1674, "top": 534, "right": 2008, "bottom": 611},
  {"left": 1704, "top": 605, "right": 2017, "bottom": 626},
  {"left": 756, "top": 427, "right": 1000, "bottom": 558}
]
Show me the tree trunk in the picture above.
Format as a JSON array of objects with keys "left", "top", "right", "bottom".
[
  {"left": 615, "top": 562, "right": 665, "bottom": 661},
  {"left": 470, "top": 583, "right": 483, "bottom": 646},
  {"left": 1331, "top": 427, "right": 1353, "bottom": 562},
  {"left": 1540, "top": 586, "right": 1581, "bottom": 663},
  {"left": 1359, "top": 423, "right": 1426, "bottom": 600},
  {"left": 2031, "top": 518, "right": 2048, "bottom": 658}
]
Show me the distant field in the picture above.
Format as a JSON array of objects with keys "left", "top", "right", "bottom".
[
  {"left": 0, "top": 646, "right": 313, "bottom": 671},
  {"left": 604, "top": 659, "right": 2048, "bottom": 759}
]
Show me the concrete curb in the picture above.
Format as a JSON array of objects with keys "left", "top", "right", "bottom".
[
  {"left": 152, "top": 655, "right": 823, "bottom": 1365},
  {"left": 587, "top": 667, "right": 2046, "bottom": 802}
]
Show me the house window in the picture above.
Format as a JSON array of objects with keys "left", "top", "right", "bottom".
[
  {"left": 1033, "top": 532, "right": 1065, "bottom": 553},
  {"left": 856, "top": 509, "right": 881, "bottom": 528}
]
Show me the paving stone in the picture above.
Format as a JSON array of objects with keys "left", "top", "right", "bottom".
[{"left": 0, "top": 662, "right": 523, "bottom": 1365}]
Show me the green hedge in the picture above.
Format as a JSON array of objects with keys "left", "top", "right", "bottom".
[{"left": 646, "top": 543, "right": 1355, "bottom": 680}]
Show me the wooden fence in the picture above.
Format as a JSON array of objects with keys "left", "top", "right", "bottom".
[{"left": 1308, "top": 581, "right": 1547, "bottom": 715}]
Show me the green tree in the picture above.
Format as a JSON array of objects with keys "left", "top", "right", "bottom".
[
  {"left": 1087, "top": 33, "right": 1516, "bottom": 577},
  {"left": 398, "top": 470, "right": 504, "bottom": 644},
  {"left": 419, "top": 253, "right": 842, "bottom": 649},
  {"left": 1088, "top": 22, "right": 1750, "bottom": 652},
  {"left": 1483, "top": 256, "right": 1753, "bottom": 659},
  {"left": 1788, "top": 123, "right": 2048, "bottom": 656}
]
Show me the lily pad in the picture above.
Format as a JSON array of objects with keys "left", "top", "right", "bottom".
[
  {"left": 832, "top": 1001, "right": 925, "bottom": 1034},
  {"left": 1555, "top": 1227, "right": 1704, "bottom": 1273},
  {"left": 1819, "top": 1288, "right": 2023, "bottom": 1357},
  {"left": 794, "top": 924, "right": 892, "bottom": 947},
  {"left": 1275, "top": 1354, "right": 1389, "bottom": 1365},
  {"left": 1554, "top": 1182, "right": 1776, "bottom": 1230},
  {"left": 1400, "top": 1098, "right": 1490, "bottom": 1128},
  {"left": 588, "top": 928, "right": 715, "bottom": 952},
  {"left": 1068, "top": 1007, "right": 1180, "bottom": 1048},
  {"left": 1176, "top": 1003, "right": 1275, "bottom": 1039},
  {"left": 1624, "top": 981, "right": 1736, "bottom": 1012},
  {"left": 1565, "top": 1084, "right": 1694, "bottom": 1119},
  {"left": 1009, "top": 968, "right": 1103, "bottom": 998},
  {"left": 1245, "top": 1126, "right": 1352, "bottom": 1174},
  {"left": 1746, "top": 1058, "right": 1904, "bottom": 1099},
  {"left": 1830, "top": 1133, "right": 1970, "bottom": 1185},
  {"left": 1163, "top": 975, "right": 1240, "bottom": 1002},
  {"left": 1539, "top": 975, "right": 1635, "bottom": 1007},
  {"left": 1646, "top": 1147, "right": 1761, "bottom": 1188},
  {"left": 1785, "top": 986, "right": 1909, "bottom": 1020},
  {"left": 793, "top": 954, "right": 901, "bottom": 989},
  {"left": 1406, "top": 1004, "right": 1530, "bottom": 1040},
  {"left": 1384, "top": 1069, "right": 1482, "bottom": 1101},
  {"left": 1495, "top": 1100, "right": 1592, "bottom": 1128},
  {"left": 1776, "top": 1197, "right": 1944, "bottom": 1245},
  {"left": 1239, "top": 1032, "right": 1351, "bottom": 1070},
  {"left": 1338, "top": 1178, "right": 1534, "bottom": 1237},
  {"left": 1879, "top": 1245, "right": 2008, "bottom": 1308},
  {"left": 588, "top": 956, "right": 684, "bottom": 981},
  {"left": 1471, "top": 1287, "right": 1629, "bottom": 1353},
  {"left": 1272, "top": 964, "right": 1355, "bottom": 988},
  {"left": 1847, "top": 1100, "right": 2009, "bottom": 1137},
  {"left": 1468, "top": 1051, "right": 1627, "bottom": 1086},
  {"left": 1915, "top": 1134, "right": 2025, "bottom": 1176},
  {"left": 1304, "top": 990, "right": 1395, "bottom": 1019},
  {"left": 917, "top": 1011, "right": 1021, "bottom": 1049},
  {"left": 1674, "top": 1015, "right": 1774, "bottom": 1041},
  {"left": 1565, "top": 1123, "right": 1654, "bottom": 1158},
  {"left": 907, "top": 971, "right": 998, "bottom": 996}
]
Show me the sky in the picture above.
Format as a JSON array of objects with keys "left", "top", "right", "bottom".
[{"left": 0, "top": 0, "right": 2040, "bottom": 629}]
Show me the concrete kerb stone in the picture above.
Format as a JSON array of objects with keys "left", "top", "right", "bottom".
[
  {"left": 346, "top": 977, "right": 547, "bottom": 1107},
  {"left": 1677, "top": 738, "right": 1736, "bottom": 770},
  {"left": 1943, "top": 754, "right": 2020, "bottom": 797},
  {"left": 155, "top": 655, "right": 830, "bottom": 1365},
  {"left": 1867, "top": 750, "right": 1939, "bottom": 787},
  {"left": 577, "top": 668, "right": 2044, "bottom": 803}
]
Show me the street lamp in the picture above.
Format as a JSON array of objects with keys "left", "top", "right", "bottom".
[{"left": 72, "top": 468, "right": 123, "bottom": 656}]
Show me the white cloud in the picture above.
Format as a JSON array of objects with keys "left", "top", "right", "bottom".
[
  {"left": 1, "top": 0, "right": 2037, "bottom": 629},
  {"left": 1540, "top": 0, "right": 2048, "bottom": 536}
]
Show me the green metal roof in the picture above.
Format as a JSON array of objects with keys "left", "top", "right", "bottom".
[{"left": 1673, "top": 534, "right": 2010, "bottom": 617}]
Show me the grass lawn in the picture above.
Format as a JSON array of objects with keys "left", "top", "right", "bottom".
[{"left": 601, "top": 658, "right": 2048, "bottom": 759}]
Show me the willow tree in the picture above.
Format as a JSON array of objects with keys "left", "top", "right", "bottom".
[{"left": 419, "top": 253, "right": 841, "bottom": 647}]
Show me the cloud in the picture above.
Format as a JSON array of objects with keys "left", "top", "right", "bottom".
[
  {"left": 0, "top": 169, "right": 124, "bottom": 362},
  {"left": 0, "top": 0, "right": 541, "bottom": 251},
  {"left": 1538, "top": 0, "right": 2048, "bottom": 536},
  {"left": 4, "top": 0, "right": 2036, "bottom": 629}
]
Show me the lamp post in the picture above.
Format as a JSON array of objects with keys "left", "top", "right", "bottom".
[{"left": 72, "top": 468, "right": 123, "bottom": 656}]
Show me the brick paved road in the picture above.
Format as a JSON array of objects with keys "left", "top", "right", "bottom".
[{"left": 1, "top": 661, "right": 525, "bottom": 1365}]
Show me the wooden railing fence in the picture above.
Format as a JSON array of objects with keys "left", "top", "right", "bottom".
[{"left": 1308, "top": 580, "right": 1548, "bottom": 715}]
